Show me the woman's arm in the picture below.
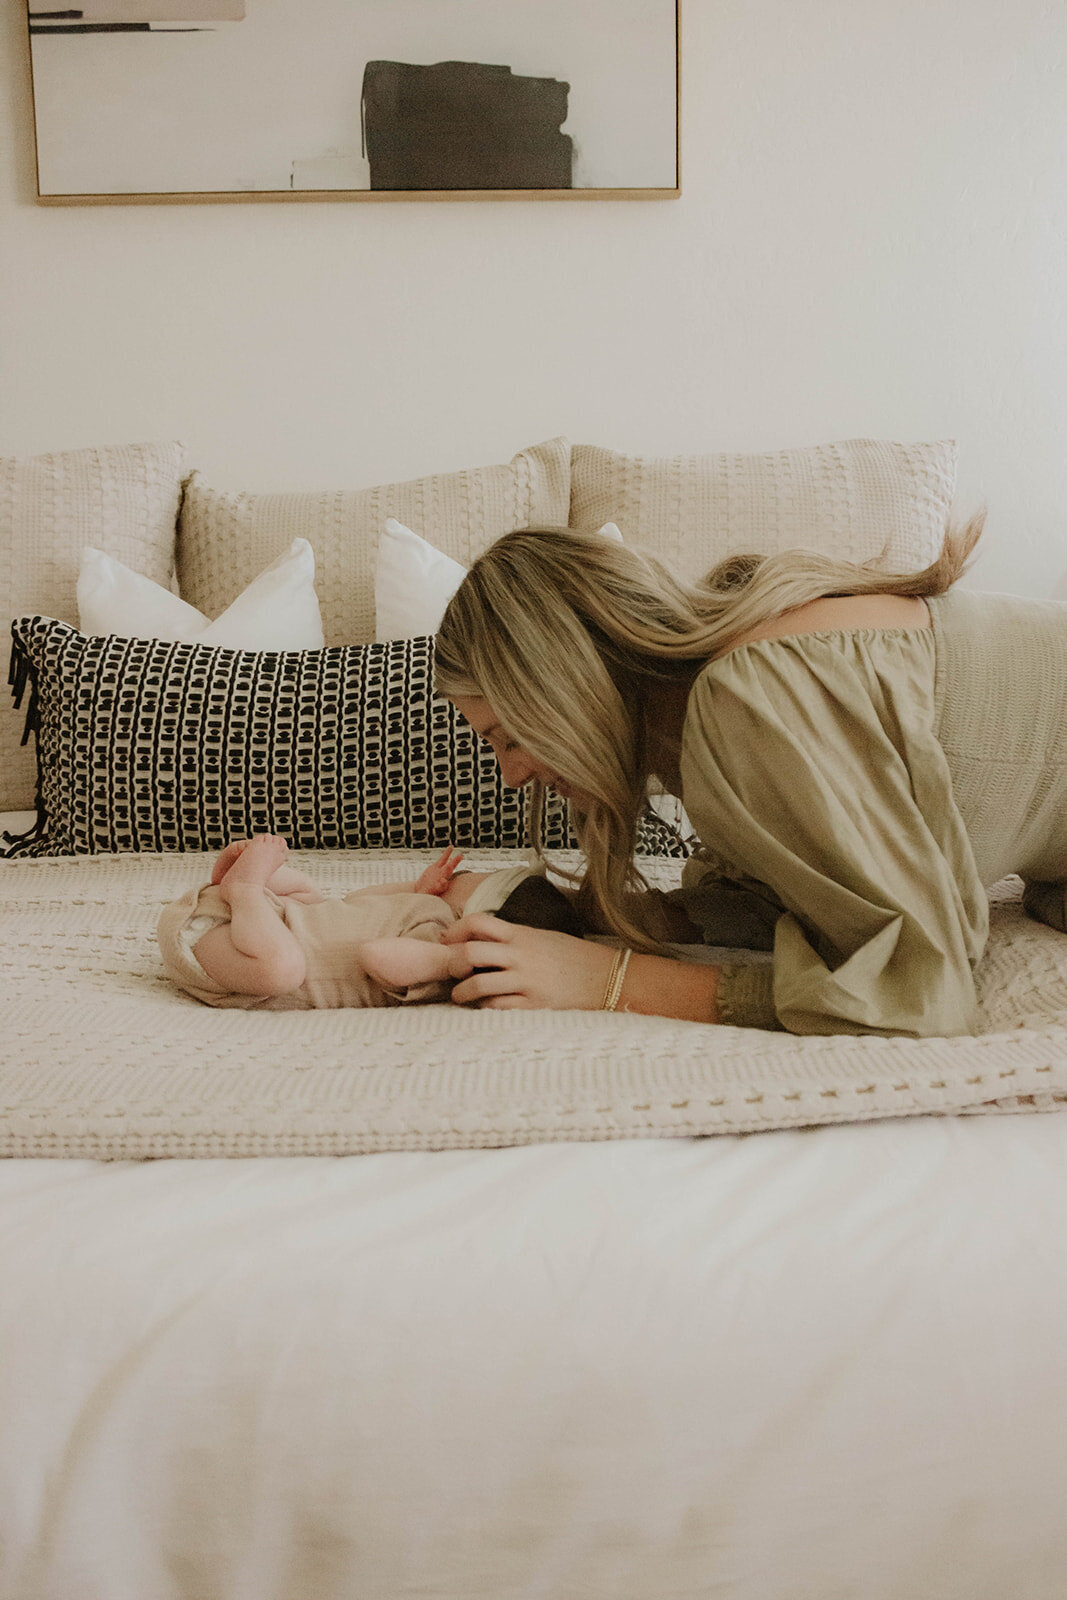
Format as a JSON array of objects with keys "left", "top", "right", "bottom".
[
  {"left": 609, "top": 947, "right": 720, "bottom": 1021},
  {"left": 440, "top": 915, "right": 720, "bottom": 1021},
  {"left": 678, "top": 643, "right": 985, "bottom": 1036}
]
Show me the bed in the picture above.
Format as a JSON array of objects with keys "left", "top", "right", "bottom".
[{"left": 2, "top": 437, "right": 1066, "bottom": 1600}]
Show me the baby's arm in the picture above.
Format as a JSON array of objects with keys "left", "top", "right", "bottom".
[
  {"left": 344, "top": 846, "right": 467, "bottom": 902},
  {"left": 195, "top": 835, "right": 307, "bottom": 996},
  {"left": 359, "top": 936, "right": 468, "bottom": 991}
]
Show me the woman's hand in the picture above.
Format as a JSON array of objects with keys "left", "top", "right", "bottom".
[
  {"left": 440, "top": 914, "right": 614, "bottom": 1010},
  {"left": 441, "top": 914, "right": 723, "bottom": 1022}
]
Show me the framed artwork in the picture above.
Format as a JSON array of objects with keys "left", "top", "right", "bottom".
[{"left": 26, "top": 1, "right": 680, "bottom": 204}]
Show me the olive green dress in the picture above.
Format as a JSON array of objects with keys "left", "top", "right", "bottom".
[{"left": 675, "top": 589, "right": 1067, "bottom": 1037}]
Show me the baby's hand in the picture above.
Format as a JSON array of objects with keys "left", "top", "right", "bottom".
[{"left": 415, "top": 846, "right": 465, "bottom": 897}]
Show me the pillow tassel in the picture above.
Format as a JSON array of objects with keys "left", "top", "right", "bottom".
[
  {"left": 1, "top": 628, "right": 47, "bottom": 858},
  {"left": 7, "top": 625, "right": 39, "bottom": 743}
]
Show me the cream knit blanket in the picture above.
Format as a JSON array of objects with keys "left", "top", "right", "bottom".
[{"left": 3, "top": 850, "right": 1066, "bottom": 1159}]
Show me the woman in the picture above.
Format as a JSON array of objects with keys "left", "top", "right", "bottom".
[{"left": 433, "top": 517, "right": 1067, "bottom": 1036}]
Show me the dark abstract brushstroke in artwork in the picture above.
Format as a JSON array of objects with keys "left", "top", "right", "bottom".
[
  {"left": 361, "top": 60, "right": 572, "bottom": 191},
  {"left": 30, "top": 20, "right": 150, "bottom": 28},
  {"left": 29, "top": 21, "right": 210, "bottom": 30}
]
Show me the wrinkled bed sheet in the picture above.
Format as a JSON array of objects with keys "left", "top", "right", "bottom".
[{"left": 1, "top": 1124, "right": 1066, "bottom": 1600}]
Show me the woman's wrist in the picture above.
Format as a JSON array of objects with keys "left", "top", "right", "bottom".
[
  {"left": 600, "top": 947, "right": 632, "bottom": 1011},
  {"left": 613, "top": 950, "right": 720, "bottom": 1023}
]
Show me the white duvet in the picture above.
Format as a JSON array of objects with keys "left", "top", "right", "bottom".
[{"left": 2, "top": 1121, "right": 1066, "bottom": 1600}]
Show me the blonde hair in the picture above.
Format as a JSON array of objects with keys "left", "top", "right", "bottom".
[{"left": 435, "top": 515, "right": 984, "bottom": 951}]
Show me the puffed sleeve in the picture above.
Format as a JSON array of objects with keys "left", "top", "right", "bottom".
[{"left": 679, "top": 632, "right": 989, "bottom": 1036}]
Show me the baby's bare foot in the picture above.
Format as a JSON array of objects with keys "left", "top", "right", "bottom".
[
  {"left": 221, "top": 833, "right": 290, "bottom": 887},
  {"left": 210, "top": 837, "right": 250, "bottom": 883}
]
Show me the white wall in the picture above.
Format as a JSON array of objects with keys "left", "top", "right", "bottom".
[{"left": 2, "top": 0, "right": 1065, "bottom": 597}]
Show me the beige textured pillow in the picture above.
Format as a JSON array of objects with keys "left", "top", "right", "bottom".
[
  {"left": 1, "top": 441, "right": 184, "bottom": 812},
  {"left": 570, "top": 438, "right": 958, "bottom": 580},
  {"left": 178, "top": 438, "right": 571, "bottom": 648}
]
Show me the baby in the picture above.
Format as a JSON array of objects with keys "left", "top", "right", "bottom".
[{"left": 158, "top": 834, "right": 584, "bottom": 1009}]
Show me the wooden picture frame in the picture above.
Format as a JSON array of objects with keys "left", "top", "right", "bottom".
[{"left": 27, "top": 1, "right": 680, "bottom": 204}]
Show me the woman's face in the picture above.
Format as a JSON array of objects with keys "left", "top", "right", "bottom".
[{"left": 451, "top": 695, "right": 588, "bottom": 806}]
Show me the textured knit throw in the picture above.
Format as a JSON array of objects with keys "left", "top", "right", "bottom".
[{"left": 3, "top": 851, "right": 1066, "bottom": 1160}]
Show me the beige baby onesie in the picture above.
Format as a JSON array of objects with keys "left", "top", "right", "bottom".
[{"left": 158, "top": 884, "right": 455, "bottom": 1009}]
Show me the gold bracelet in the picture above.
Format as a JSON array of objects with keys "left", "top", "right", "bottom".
[{"left": 601, "top": 947, "right": 633, "bottom": 1012}]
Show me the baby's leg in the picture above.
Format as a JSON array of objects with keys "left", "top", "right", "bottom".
[
  {"left": 266, "top": 865, "right": 324, "bottom": 902},
  {"left": 215, "top": 833, "right": 321, "bottom": 904},
  {"left": 196, "top": 839, "right": 308, "bottom": 996},
  {"left": 194, "top": 908, "right": 306, "bottom": 998},
  {"left": 216, "top": 834, "right": 290, "bottom": 887},
  {"left": 192, "top": 918, "right": 299, "bottom": 997}
]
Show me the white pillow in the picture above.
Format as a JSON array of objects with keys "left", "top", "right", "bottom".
[
  {"left": 375, "top": 518, "right": 623, "bottom": 642},
  {"left": 77, "top": 539, "right": 324, "bottom": 650},
  {"left": 375, "top": 519, "right": 467, "bottom": 643}
]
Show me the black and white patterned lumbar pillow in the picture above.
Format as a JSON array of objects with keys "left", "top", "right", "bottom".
[
  {"left": 4, "top": 618, "right": 691, "bottom": 861},
  {"left": 3, "top": 620, "right": 576, "bottom": 857}
]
